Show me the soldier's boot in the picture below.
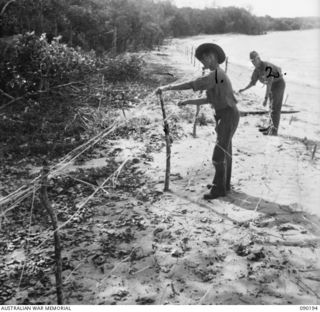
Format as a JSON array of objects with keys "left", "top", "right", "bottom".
[
  {"left": 259, "top": 125, "right": 271, "bottom": 132},
  {"left": 203, "top": 162, "right": 227, "bottom": 200},
  {"left": 263, "top": 126, "right": 277, "bottom": 136}
]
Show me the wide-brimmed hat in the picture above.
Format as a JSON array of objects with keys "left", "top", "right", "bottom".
[{"left": 195, "top": 43, "right": 226, "bottom": 64}]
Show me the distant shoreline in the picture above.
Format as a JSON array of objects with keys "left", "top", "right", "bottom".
[
  {"left": 174, "top": 27, "right": 320, "bottom": 39},
  {"left": 168, "top": 31, "right": 320, "bottom": 140},
  {"left": 171, "top": 29, "right": 320, "bottom": 90}
]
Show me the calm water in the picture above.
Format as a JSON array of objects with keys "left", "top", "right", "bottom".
[
  {"left": 216, "top": 29, "right": 320, "bottom": 89},
  {"left": 174, "top": 29, "right": 320, "bottom": 139}
]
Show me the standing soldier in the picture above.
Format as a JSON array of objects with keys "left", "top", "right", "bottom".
[
  {"left": 156, "top": 43, "right": 239, "bottom": 200},
  {"left": 239, "top": 51, "right": 286, "bottom": 135}
]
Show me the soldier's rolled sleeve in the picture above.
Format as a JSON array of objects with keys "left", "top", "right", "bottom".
[{"left": 191, "top": 72, "right": 215, "bottom": 91}]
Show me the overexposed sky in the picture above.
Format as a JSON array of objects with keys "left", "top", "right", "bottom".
[{"left": 173, "top": 0, "right": 320, "bottom": 17}]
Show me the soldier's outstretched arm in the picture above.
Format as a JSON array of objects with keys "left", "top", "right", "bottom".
[
  {"left": 155, "top": 81, "right": 193, "bottom": 94},
  {"left": 239, "top": 82, "right": 254, "bottom": 93},
  {"left": 178, "top": 98, "right": 208, "bottom": 107}
]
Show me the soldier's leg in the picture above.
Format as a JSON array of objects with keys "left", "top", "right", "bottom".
[
  {"left": 212, "top": 115, "right": 221, "bottom": 186},
  {"left": 260, "top": 93, "right": 274, "bottom": 132},
  {"left": 205, "top": 107, "right": 239, "bottom": 199},
  {"left": 211, "top": 127, "right": 227, "bottom": 191},
  {"left": 266, "top": 80, "right": 285, "bottom": 135},
  {"left": 226, "top": 106, "right": 240, "bottom": 191},
  {"left": 205, "top": 116, "right": 228, "bottom": 199},
  {"left": 226, "top": 141, "right": 232, "bottom": 191}
]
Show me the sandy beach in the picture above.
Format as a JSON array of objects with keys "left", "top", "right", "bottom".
[
  {"left": 158, "top": 33, "right": 320, "bottom": 216},
  {"left": 2, "top": 33, "right": 320, "bottom": 305},
  {"left": 110, "top": 38, "right": 320, "bottom": 304}
]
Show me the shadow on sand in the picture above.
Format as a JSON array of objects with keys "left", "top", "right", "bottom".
[{"left": 223, "top": 190, "right": 320, "bottom": 237}]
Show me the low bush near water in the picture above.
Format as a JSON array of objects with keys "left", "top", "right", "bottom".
[
  {"left": 0, "top": 32, "right": 97, "bottom": 98},
  {"left": 0, "top": 32, "right": 144, "bottom": 102},
  {"left": 99, "top": 55, "right": 144, "bottom": 82},
  {"left": 0, "top": 33, "right": 145, "bottom": 157}
]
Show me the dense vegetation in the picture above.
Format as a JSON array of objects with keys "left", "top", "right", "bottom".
[
  {"left": 0, "top": 31, "right": 145, "bottom": 157},
  {"left": 1, "top": 0, "right": 319, "bottom": 53},
  {"left": 0, "top": 0, "right": 319, "bottom": 157}
]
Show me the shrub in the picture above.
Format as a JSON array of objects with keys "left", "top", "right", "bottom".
[
  {"left": 100, "top": 54, "right": 144, "bottom": 82},
  {"left": 0, "top": 32, "right": 98, "bottom": 98},
  {"left": 0, "top": 32, "right": 145, "bottom": 156}
]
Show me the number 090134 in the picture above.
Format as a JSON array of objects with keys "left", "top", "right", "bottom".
[{"left": 300, "top": 306, "right": 318, "bottom": 310}]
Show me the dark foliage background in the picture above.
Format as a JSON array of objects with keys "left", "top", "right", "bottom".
[
  {"left": 1, "top": 0, "right": 319, "bottom": 53},
  {"left": 0, "top": 0, "right": 319, "bottom": 156}
]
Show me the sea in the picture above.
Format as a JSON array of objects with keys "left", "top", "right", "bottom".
[{"left": 173, "top": 29, "right": 320, "bottom": 140}]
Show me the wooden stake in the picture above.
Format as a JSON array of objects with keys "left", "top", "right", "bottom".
[
  {"left": 312, "top": 144, "right": 317, "bottom": 160},
  {"left": 112, "top": 26, "right": 117, "bottom": 55},
  {"left": 192, "top": 67, "right": 205, "bottom": 137},
  {"left": 190, "top": 46, "right": 193, "bottom": 64},
  {"left": 225, "top": 56, "right": 228, "bottom": 73},
  {"left": 284, "top": 94, "right": 289, "bottom": 106},
  {"left": 40, "top": 162, "right": 63, "bottom": 305},
  {"left": 159, "top": 93, "right": 171, "bottom": 192},
  {"left": 98, "top": 74, "right": 104, "bottom": 111},
  {"left": 192, "top": 105, "right": 200, "bottom": 138}
]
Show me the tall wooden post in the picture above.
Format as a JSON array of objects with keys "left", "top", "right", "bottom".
[
  {"left": 192, "top": 105, "right": 201, "bottom": 138},
  {"left": 190, "top": 46, "right": 194, "bottom": 64},
  {"left": 40, "top": 162, "right": 63, "bottom": 305},
  {"left": 159, "top": 93, "right": 171, "bottom": 192},
  {"left": 112, "top": 27, "right": 117, "bottom": 55},
  {"left": 225, "top": 56, "right": 228, "bottom": 73},
  {"left": 192, "top": 67, "right": 206, "bottom": 138}
]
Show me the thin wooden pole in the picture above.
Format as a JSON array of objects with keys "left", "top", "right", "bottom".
[
  {"left": 40, "top": 162, "right": 63, "bottom": 305},
  {"left": 240, "top": 110, "right": 299, "bottom": 116},
  {"left": 0, "top": 0, "right": 16, "bottom": 16},
  {"left": 159, "top": 93, "right": 171, "bottom": 192},
  {"left": 225, "top": 56, "right": 228, "bottom": 73},
  {"left": 312, "top": 144, "right": 317, "bottom": 160},
  {"left": 112, "top": 26, "right": 117, "bottom": 55},
  {"left": 192, "top": 105, "right": 201, "bottom": 138},
  {"left": 192, "top": 67, "right": 205, "bottom": 138}
]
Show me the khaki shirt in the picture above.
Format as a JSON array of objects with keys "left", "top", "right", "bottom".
[
  {"left": 190, "top": 67, "right": 237, "bottom": 111},
  {"left": 251, "top": 61, "right": 283, "bottom": 85}
]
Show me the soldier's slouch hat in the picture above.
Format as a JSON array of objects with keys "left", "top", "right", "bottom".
[{"left": 195, "top": 43, "right": 226, "bottom": 64}]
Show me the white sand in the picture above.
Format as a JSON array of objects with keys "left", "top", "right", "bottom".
[
  {"left": 7, "top": 35, "right": 320, "bottom": 305},
  {"left": 67, "top": 41, "right": 320, "bottom": 305},
  {"left": 90, "top": 40, "right": 320, "bottom": 305}
]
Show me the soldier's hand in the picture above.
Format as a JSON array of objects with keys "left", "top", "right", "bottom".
[
  {"left": 262, "top": 98, "right": 268, "bottom": 107},
  {"left": 178, "top": 100, "right": 187, "bottom": 107},
  {"left": 155, "top": 86, "right": 168, "bottom": 95}
]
